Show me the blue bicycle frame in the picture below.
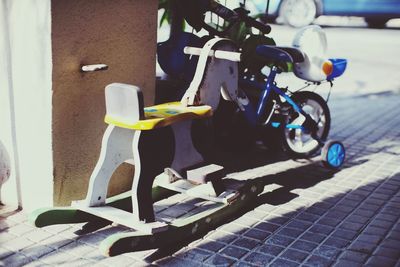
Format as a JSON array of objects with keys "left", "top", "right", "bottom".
[{"left": 239, "top": 66, "right": 307, "bottom": 130}]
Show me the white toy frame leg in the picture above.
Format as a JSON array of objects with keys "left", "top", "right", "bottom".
[{"left": 84, "top": 125, "right": 135, "bottom": 207}]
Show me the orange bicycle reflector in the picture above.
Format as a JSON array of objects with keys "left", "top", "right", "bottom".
[{"left": 322, "top": 60, "right": 333, "bottom": 76}]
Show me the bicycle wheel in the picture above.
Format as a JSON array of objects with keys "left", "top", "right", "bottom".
[{"left": 282, "top": 91, "right": 330, "bottom": 158}]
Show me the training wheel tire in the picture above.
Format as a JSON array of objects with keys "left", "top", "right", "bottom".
[{"left": 321, "top": 140, "right": 345, "bottom": 169}]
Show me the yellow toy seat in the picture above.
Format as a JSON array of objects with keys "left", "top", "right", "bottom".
[
  {"left": 105, "top": 101, "right": 212, "bottom": 130},
  {"left": 103, "top": 83, "right": 212, "bottom": 130}
]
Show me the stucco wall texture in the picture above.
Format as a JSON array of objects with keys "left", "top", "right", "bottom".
[{"left": 51, "top": 0, "right": 158, "bottom": 205}]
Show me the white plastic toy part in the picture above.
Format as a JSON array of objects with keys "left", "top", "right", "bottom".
[
  {"left": 181, "top": 38, "right": 239, "bottom": 111},
  {"left": 292, "top": 25, "right": 331, "bottom": 82},
  {"left": 105, "top": 83, "right": 144, "bottom": 126}
]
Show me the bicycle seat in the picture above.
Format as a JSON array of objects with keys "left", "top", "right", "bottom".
[{"left": 256, "top": 45, "right": 305, "bottom": 65}]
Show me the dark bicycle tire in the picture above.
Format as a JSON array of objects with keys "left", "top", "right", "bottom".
[{"left": 281, "top": 91, "right": 331, "bottom": 158}]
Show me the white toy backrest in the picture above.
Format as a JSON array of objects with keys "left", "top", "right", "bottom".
[
  {"left": 292, "top": 25, "right": 329, "bottom": 82},
  {"left": 105, "top": 83, "right": 144, "bottom": 125},
  {"left": 181, "top": 38, "right": 239, "bottom": 111}
]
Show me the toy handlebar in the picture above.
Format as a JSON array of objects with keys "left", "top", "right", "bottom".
[{"left": 184, "top": 46, "right": 242, "bottom": 62}]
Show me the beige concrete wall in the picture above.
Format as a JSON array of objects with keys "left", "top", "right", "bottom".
[{"left": 51, "top": 0, "right": 158, "bottom": 205}]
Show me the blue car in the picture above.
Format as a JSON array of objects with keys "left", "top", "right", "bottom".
[{"left": 252, "top": 0, "right": 400, "bottom": 28}]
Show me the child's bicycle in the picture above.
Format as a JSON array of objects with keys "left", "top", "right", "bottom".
[{"left": 180, "top": 1, "right": 347, "bottom": 169}]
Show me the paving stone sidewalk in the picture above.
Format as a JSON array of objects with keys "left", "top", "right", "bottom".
[{"left": 1, "top": 92, "right": 400, "bottom": 267}]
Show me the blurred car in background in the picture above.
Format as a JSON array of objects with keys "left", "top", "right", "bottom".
[{"left": 252, "top": 0, "right": 400, "bottom": 28}]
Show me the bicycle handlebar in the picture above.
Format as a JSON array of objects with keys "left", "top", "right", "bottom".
[{"left": 179, "top": 0, "right": 271, "bottom": 36}]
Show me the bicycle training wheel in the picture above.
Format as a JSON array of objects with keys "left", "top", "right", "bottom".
[
  {"left": 321, "top": 140, "right": 345, "bottom": 169},
  {"left": 282, "top": 91, "right": 330, "bottom": 158}
]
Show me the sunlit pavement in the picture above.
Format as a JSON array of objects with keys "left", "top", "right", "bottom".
[{"left": 2, "top": 23, "right": 400, "bottom": 267}]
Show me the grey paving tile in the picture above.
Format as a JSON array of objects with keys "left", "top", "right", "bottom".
[
  {"left": 195, "top": 239, "right": 225, "bottom": 252},
  {"left": 339, "top": 250, "right": 370, "bottom": 263},
  {"left": 301, "top": 232, "right": 327, "bottom": 244},
  {"left": 376, "top": 213, "right": 398, "bottom": 223},
  {"left": 325, "top": 210, "right": 351, "bottom": 221},
  {"left": 340, "top": 221, "right": 365, "bottom": 232},
  {"left": 0, "top": 246, "right": 14, "bottom": 259},
  {"left": 231, "top": 237, "right": 261, "bottom": 251},
  {"left": 276, "top": 227, "right": 303, "bottom": 238},
  {"left": 387, "top": 230, "right": 400, "bottom": 241},
  {"left": 346, "top": 214, "right": 371, "bottom": 225},
  {"left": 348, "top": 240, "right": 377, "bottom": 254},
  {"left": 373, "top": 246, "right": 400, "bottom": 259},
  {"left": 265, "top": 234, "right": 295, "bottom": 247},
  {"left": 356, "top": 234, "right": 382, "bottom": 245},
  {"left": 313, "top": 245, "right": 342, "bottom": 260},
  {"left": 232, "top": 261, "right": 255, "bottom": 267},
  {"left": 363, "top": 225, "right": 388, "bottom": 236},
  {"left": 37, "top": 233, "right": 75, "bottom": 251},
  {"left": 0, "top": 252, "right": 34, "bottom": 267},
  {"left": 270, "top": 258, "right": 300, "bottom": 267},
  {"left": 93, "top": 254, "right": 139, "bottom": 267},
  {"left": 306, "top": 206, "right": 327, "bottom": 216},
  {"left": 41, "top": 224, "right": 73, "bottom": 234},
  {"left": 175, "top": 248, "right": 212, "bottom": 263},
  {"left": 243, "top": 228, "right": 271, "bottom": 241},
  {"left": 381, "top": 238, "right": 400, "bottom": 250},
  {"left": 280, "top": 248, "right": 308, "bottom": 263},
  {"left": 220, "top": 245, "right": 248, "bottom": 259},
  {"left": 205, "top": 253, "right": 236, "bottom": 266},
  {"left": 253, "top": 222, "right": 280, "bottom": 233},
  {"left": 77, "top": 233, "right": 106, "bottom": 247},
  {"left": 20, "top": 244, "right": 55, "bottom": 260},
  {"left": 365, "top": 255, "right": 398, "bottom": 267},
  {"left": 304, "top": 255, "right": 333, "bottom": 267},
  {"left": 243, "top": 252, "right": 274, "bottom": 266},
  {"left": 22, "top": 228, "right": 54, "bottom": 243},
  {"left": 333, "top": 259, "right": 363, "bottom": 267},
  {"left": 286, "top": 220, "right": 312, "bottom": 231},
  {"left": 318, "top": 217, "right": 343, "bottom": 227},
  {"left": 5, "top": 223, "right": 35, "bottom": 236},
  {"left": 296, "top": 212, "right": 321, "bottom": 223},
  {"left": 1, "top": 236, "right": 35, "bottom": 252},
  {"left": 309, "top": 224, "right": 335, "bottom": 235},
  {"left": 157, "top": 257, "right": 204, "bottom": 267},
  {"left": 206, "top": 230, "right": 238, "bottom": 244},
  {"left": 331, "top": 229, "right": 358, "bottom": 241},
  {"left": 59, "top": 240, "right": 97, "bottom": 257},
  {"left": 0, "top": 231, "right": 18, "bottom": 243},
  {"left": 322, "top": 237, "right": 349, "bottom": 249},
  {"left": 23, "top": 260, "right": 51, "bottom": 267},
  {"left": 334, "top": 205, "right": 354, "bottom": 213},
  {"left": 266, "top": 216, "right": 290, "bottom": 225},
  {"left": 256, "top": 244, "right": 285, "bottom": 257},
  {"left": 39, "top": 250, "right": 73, "bottom": 265},
  {"left": 290, "top": 240, "right": 318, "bottom": 253},
  {"left": 5, "top": 212, "right": 28, "bottom": 224},
  {"left": 220, "top": 222, "right": 248, "bottom": 235}
]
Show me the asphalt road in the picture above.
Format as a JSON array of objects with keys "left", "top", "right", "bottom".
[{"left": 268, "top": 21, "right": 400, "bottom": 98}]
